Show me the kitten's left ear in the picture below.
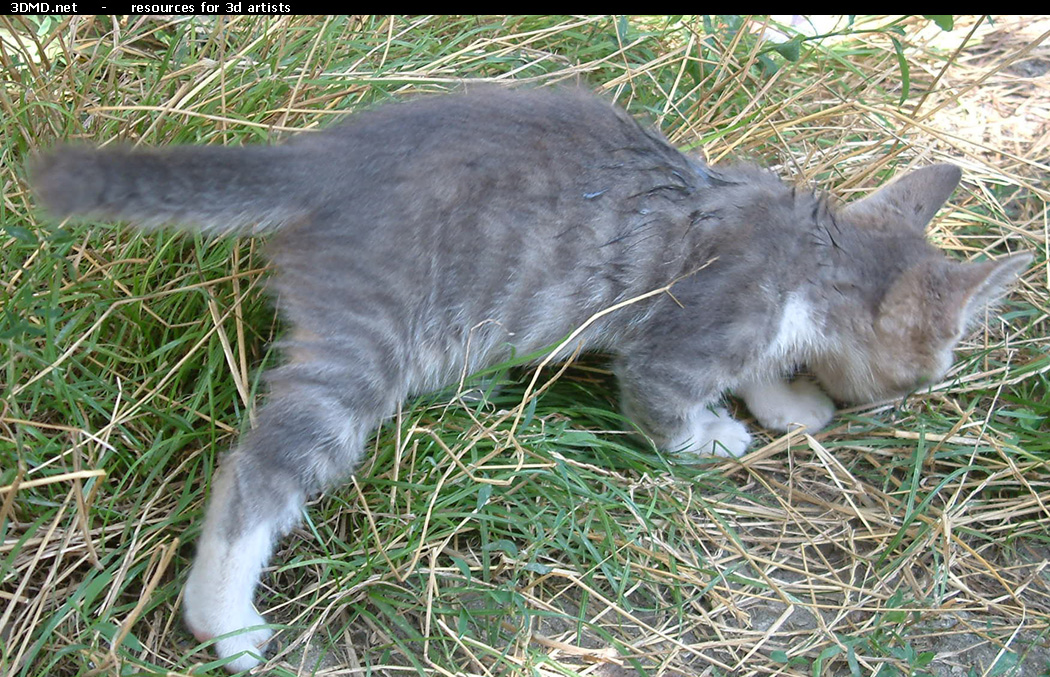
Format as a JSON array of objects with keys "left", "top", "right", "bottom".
[
  {"left": 952, "top": 252, "right": 1033, "bottom": 331},
  {"left": 843, "top": 164, "right": 962, "bottom": 233}
]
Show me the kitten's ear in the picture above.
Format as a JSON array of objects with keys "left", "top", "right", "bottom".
[
  {"left": 952, "top": 253, "right": 1032, "bottom": 331},
  {"left": 843, "top": 164, "right": 962, "bottom": 233},
  {"left": 878, "top": 253, "right": 1031, "bottom": 342}
]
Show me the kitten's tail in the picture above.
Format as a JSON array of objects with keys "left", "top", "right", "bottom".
[{"left": 31, "top": 145, "right": 311, "bottom": 236}]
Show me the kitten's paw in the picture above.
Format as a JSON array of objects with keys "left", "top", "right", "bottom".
[
  {"left": 185, "top": 603, "right": 271, "bottom": 671},
  {"left": 184, "top": 574, "right": 272, "bottom": 671},
  {"left": 670, "top": 406, "right": 752, "bottom": 458},
  {"left": 742, "top": 378, "right": 835, "bottom": 433},
  {"left": 212, "top": 622, "right": 271, "bottom": 673}
]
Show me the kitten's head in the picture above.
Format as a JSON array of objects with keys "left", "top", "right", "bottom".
[{"left": 811, "top": 164, "right": 1031, "bottom": 404}]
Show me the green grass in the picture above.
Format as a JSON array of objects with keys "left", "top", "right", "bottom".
[{"left": 2, "top": 14, "right": 1049, "bottom": 677}]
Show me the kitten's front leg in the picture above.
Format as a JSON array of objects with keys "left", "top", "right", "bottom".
[
  {"left": 616, "top": 359, "right": 751, "bottom": 458},
  {"left": 737, "top": 377, "right": 835, "bottom": 433},
  {"left": 667, "top": 404, "right": 753, "bottom": 457}
]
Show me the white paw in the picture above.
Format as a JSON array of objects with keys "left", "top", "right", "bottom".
[
  {"left": 212, "top": 621, "right": 271, "bottom": 672},
  {"left": 741, "top": 378, "right": 835, "bottom": 433},
  {"left": 182, "top": 519, "right": 276, "bottom": 672},
  {"left": 184, "top": 581, "right": 272, "bottom": 671},
  {"left": 668, "top": 406, "right": 752, "bottom": 458}
]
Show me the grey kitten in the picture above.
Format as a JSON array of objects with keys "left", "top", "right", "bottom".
[{"left": 32, "top": 88, "right": 1031, "bottom": 671}]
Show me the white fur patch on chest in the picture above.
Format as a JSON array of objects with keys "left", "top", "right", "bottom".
[{"left": 767, "top": 294, "right": 819, "bottom": 362}]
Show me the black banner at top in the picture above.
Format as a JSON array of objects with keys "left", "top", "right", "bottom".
[{"left": 6, "top": 2, "right": 298, "bottom": 12}]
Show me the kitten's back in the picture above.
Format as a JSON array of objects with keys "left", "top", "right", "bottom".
[
  {"left": 32, "top": 89, "right": 736, "bottom": 389},
  {"left": 264, "top": 89, "right": 718, "bottom": 378},
  {"left": 33, "top": 89, "right": 682, "bottom": 240}
]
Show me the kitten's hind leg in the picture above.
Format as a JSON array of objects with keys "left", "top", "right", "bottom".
[
  {"left": 182, "top": 452, "right": 287, "bottom": 672},
  {"left": 182, "top": 386, "right": 377, "bottom": 672}
]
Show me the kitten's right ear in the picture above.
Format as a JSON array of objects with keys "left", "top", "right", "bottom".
[
  {"left": 876, "top": 252, "right": 1031, "bottom": 348},
  {"left": 954, "top": 252, "right": 1033, "bottom": 331},
  {"left": 842, "top": 164, "right": 962, "bottom": 233}
]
